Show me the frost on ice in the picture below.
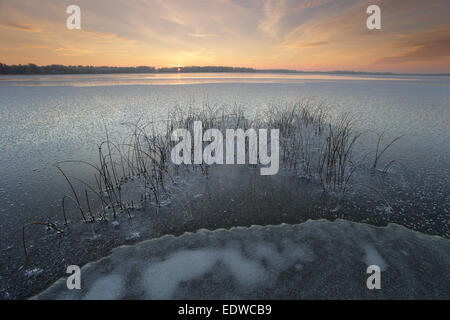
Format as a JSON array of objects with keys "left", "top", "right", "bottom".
[
  {"left": 361, "top": 243, "right": 388, "bottom": 271},
  {"left": 34, "top": 220, "right": 450, "bottom": 300}
]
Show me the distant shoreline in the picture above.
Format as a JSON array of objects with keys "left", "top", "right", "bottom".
[{"left": 1, "top": 63, "right": 449, "bottom": 76}]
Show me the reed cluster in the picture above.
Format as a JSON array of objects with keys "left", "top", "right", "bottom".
[{"left": 22, "top": 101, "right": 402, "bottom": 260}]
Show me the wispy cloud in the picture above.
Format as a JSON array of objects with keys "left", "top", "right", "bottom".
[
  {"left": 258, "top": 0, "right": 335, "bottom": 37},
  {"left": 0, "top": 22, "right": 40, "bottom": 32},
  {"left": 375, "top": 27, "right": 450, "bottom": 65},
  {"left": 188, "top": 33, "right": 217, "bottom": 38},
  {"left": 282, "top": 41, "right": 330, "bottom": 49},
  {"left": 21, "top": 45, "right": 48, "bottom": 49},
  {"left": 80, "top": 30, "right": 135, "bottom": 43}
]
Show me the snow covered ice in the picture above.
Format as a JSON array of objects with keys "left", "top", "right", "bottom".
[{"left": 34, "top": 219, "right": 450, "bottom": 300}]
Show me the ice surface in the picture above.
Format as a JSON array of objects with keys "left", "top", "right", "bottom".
[
  {"left": 33, "top": 220, "right": 450, "bottom": 299},
  {"left": 361, "top": 244, "right": 388, "bottom": 271},
  {"left": 2, "top": 79, "right": 450, "bottom": 298}
]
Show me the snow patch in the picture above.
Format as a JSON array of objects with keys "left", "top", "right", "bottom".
[
  {"left": 126, "top": 232, "right": 140, "bottom": 241},
  {"left": 143, "top": 249, "right": 218, "bottom": 299},
  {"left": 25, "top": 268, "right": 43, "bottom": 277},
  {"left": 83, "top": 275, "right": 124, "bottom": 300}
]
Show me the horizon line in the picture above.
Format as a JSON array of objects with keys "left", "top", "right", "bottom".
[{"left": 1, "top": 63, "right": 450, "bottom": 76}]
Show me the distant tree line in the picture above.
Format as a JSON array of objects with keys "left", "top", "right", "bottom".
[
  {"left": 1, "top": 63, "right": 446, "bottom": 76},
  {"left": 0, "top": 63, "right": 257, "bottom": 75},
  {"left": 0, "top": 63, "right": 157, "bottom": 74}
]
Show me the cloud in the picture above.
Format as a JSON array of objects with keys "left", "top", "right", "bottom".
[
  {"left": 0, "top": 22, "right": 40, "bottom": 32},
  {"left": 375, "top": 27, "right": 450, "bottom": 65},
  {"left": 283, "top": 41, "right": 330, "bottom": 49},
  {"left": 80, "top": 30, "right": 135, "bottom": 43},
  {"left": 257, "top": 0, "right": 335, "bottom": 37},
  {"left": 188, "top": 33, "right": 217, "bottom": 38},
  {"left": 258, "top": 0, "right": 285, "bottom": 37},
  {"left": 21, "top": 45, "right": 49, "bottom": 49}
]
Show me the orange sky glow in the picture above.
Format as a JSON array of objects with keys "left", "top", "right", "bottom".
[{"left": 0, "top": 0, "right": 449, "bottom": 73}]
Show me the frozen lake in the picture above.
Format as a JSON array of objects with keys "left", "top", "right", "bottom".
[{"left": 0, "top": 73, "right": 449, "bottom": 298}]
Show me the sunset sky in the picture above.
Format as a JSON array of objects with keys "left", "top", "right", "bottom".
[{"left": 0, "top": 0, "right": 449, "bottom": 73}]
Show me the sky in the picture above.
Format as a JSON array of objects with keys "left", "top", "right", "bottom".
[{"left": 0, "top": 0, "right": 449, "bottom": 73}]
